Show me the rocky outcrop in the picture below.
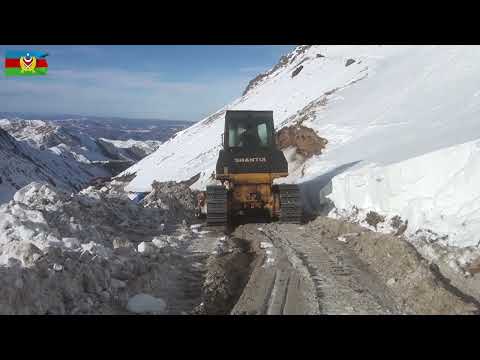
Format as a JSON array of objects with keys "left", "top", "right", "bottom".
[
  {"left": 291, "top": 65, "right": 304, "bottom": 78},
  {"left": 242, "top": 45, "right": 312, "bottom": 96},
  {"left": 345, "top": 58, "right": 356, "bottom": 67},
  {"left": 276, "top": 125, "right": 328, "bottom": 158}
]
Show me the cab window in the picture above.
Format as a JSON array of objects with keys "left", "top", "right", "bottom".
[{"left": 228, "top": 120, "right": 271, "bottom": 148}]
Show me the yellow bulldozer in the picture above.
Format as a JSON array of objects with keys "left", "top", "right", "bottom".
[{"left": 201, "top": 110, "right": 302, "bottom": 226}]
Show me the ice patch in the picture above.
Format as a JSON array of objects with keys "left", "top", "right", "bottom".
[{"left": 127, "top": 294, "right": 167, "bottom": 314}]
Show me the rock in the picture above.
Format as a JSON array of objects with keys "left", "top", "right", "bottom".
[
  {"left": 386, "top": 278, "right": 397, "bottom": 286},
  {"left": 127, "top": 294, "right": 167, "bottom": 314},
  {"left": 100, "top": 291, "right": 110, "bottom": 301},
  {"left": 110, "top": 266, "right": 131, "bottom": 281},
  {"left": 113, "top": 238, "right": 134, "bottom": 249},
  {"left": 291, "top": 65, "right": 304, "bottom": 78},
  {"left": 345, "top": 58, "right": 356, "bottom": 67},
  {"left": 111, "top": 278, "right": 127, "bottom": 289},
  {"left": 82, "top": 271, "right": 99, "bottom": 293},
  {"left": 14, "top": 278, "right": 24, "bottom": 289},
  {"left": 79, "top": 251, "right": 93, "bottom": 262},
  {"left": 465, "top": 257, "right": 480, "bottom": 275},
  {"left": 31, "top": 253, "right": 42, "bottom": 263},
  {"left": 138, "top": 241, "right": 156, "bottom": 255},
  {"left": 365, "top": 211, "right": 385, "bottom": 230},
  {"left": 133, "top": 261, "right": 147, "bottom": 275},
  {"left": 62, "top": 237, "right": 80, "bottom": 249},
  {"left": 81, "top": 242, "right": 112, "bottom": 259},
  {"left": 53, "top": 263, "right": 63, "bottom": 272},
  {"left": 152, "top": 237, "right": 169, "bottom": 249},
  {"left": 7, "top": 242, "right": 43, "bottom": 267},
  {"left": 7, "top": 258, "right": 22, "bottom": 268},
  {"left": 276, "top": 125, "right": 328, "bottom": 159},
  {"left": 113, "top": 246, "right": 135, "bottom": 257}
]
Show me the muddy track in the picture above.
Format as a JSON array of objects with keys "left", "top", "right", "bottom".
[
  {"left": 201, "top": 217, "right": 480, "bottom": 315},
  {"left": 265, "top": 224, "right": 404, "bottom": 314}
]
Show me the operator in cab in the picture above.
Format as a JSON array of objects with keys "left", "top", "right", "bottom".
[{"left": 238, "top": 123, "right": 261, "bottom": 148}]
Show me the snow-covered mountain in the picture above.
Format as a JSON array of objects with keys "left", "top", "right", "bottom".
[
  {"left": 0, "top": 119, "right": 161, "bottom": 163},
  {"left": 0, "top": 118, "right": 162, "bottom": 204},
  {"left": 97, "top": 138, "right": 161, "bottom": 162},
  {"left": 121, "top": 45, "right": 480, "bottom": 249},
  {"left": 0, "top": 127, "right": 108, "bottom": 203}
]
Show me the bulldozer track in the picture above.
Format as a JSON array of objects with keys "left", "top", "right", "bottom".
[
  {"left": 206, "top": 185, "right": 228, "bottom": 226},
  {"left": 258, "top": 224, "right": 402, "bottom": 314},
  {"left": 278, "top": 184, "right": 302, "bottom": 224}
]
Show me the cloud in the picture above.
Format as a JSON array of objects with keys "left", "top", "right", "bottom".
[
  {"left": 0, "top": 67, "right": 252, "bottom": 121},
  {"left": 47, "top": 68, "right": 211, "bottom": 93}
]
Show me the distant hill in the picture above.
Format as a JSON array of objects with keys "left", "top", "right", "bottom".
[{"left": 0, "top": 113, "right": 194, "bottom": 142}]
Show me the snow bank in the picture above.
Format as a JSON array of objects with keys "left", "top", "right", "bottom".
[
  {"left": 0, "top": 182, "right": 160, "bottom": 266},
  {"left": 329, "top": 139, "right": 480, "bottom": 248}
]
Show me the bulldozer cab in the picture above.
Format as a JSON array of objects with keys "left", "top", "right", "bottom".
[
  {"left": 216, "top": 110, "right": 288, "bottom": 178},
  {"left": 224, "top": 111, "right": 275, "bottom": 150}
]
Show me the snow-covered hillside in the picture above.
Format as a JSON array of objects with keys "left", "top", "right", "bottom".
[
  {"left": 97, "top": 138, "right": 161, "bottom": 162},
  {"left": 0, "top": 119, "right": 160, "bottom": 163},
  {"left": 0, "top": 119, "right": 110, "bottom": 163},
  {"left": 0, "top": 119, "right": 162, "bottom": 204},
  {"left": 0, "top": 127, "right": 108, "bottom": 203},
  {"left": 122, "top": 45, "right": 480, "bottom": 249}
]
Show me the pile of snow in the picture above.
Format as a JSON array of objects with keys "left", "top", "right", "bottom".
[
  {"left": 120, "top": 45, "right": 480, "bottom": 252},
  {"left": 329, "top": 139, "right": 480, "bottom": 248},
  {"left": 141, "top": 180, "right": 198, "bottom": 223},
  {"left": 0, "top": 181, "right": 200, "bottom": 265},
  {"left": 0, "top": 181, "right": 207, "bottom": 314},
  {"left": 0, "top": 182, "right": 151, "bottom": 264}
]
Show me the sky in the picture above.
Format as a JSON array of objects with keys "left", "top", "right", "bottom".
[{"left": 0, "top": 45, "right": 296, "bottom": 121}]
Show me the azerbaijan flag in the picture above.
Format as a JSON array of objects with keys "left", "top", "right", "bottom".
[{"left": 4, "top": 50, "right": 48, "bottom": 76}]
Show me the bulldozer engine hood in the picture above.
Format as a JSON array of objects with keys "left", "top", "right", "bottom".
[{"left": 216, "top": 148, "right": 288, "bottom": 175}]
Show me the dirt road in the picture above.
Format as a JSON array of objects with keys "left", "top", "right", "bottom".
[{"left": 200, "top": 217, "right": 480, "bottom": 315}]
